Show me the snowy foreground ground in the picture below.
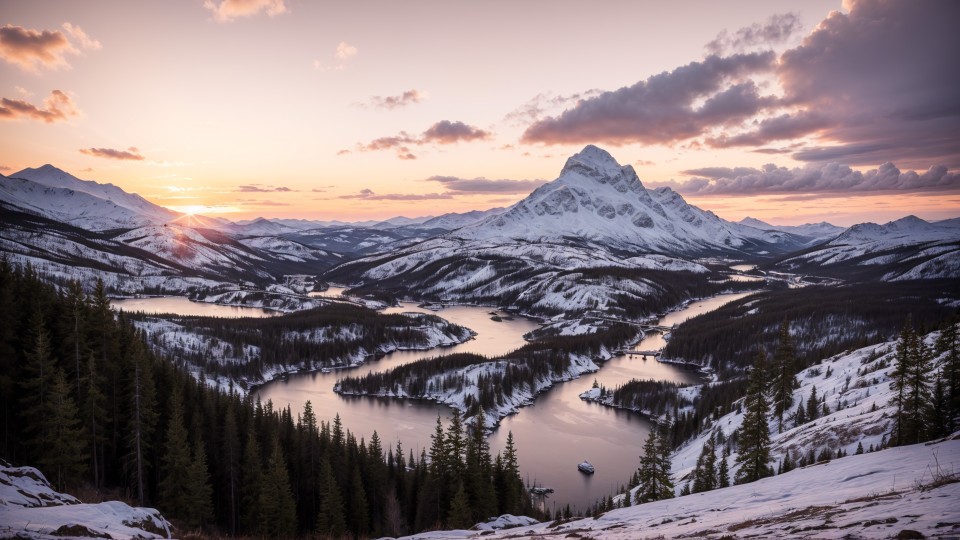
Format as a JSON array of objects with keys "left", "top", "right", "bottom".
[
  {"left": 0, "top": 464, "right": 171, "bottom": 539},
  {"left": 400, "top": 436, "right": 959, "bottom": 539}
]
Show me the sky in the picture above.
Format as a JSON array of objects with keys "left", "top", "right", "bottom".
[{"left": 1, "top": 0, "right": 958, "bottom": 226}]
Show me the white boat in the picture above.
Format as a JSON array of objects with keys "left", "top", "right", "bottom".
[
  {"left": 320, "top": 367, "right": 332, "bottom": 374},
  {"left": 577, "top": 460, "right": 595, "bottom": 474}
]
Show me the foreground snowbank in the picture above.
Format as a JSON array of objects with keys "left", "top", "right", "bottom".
[
  {"left": 396, "top": 436, "right": 960, "bottom": 539},
  {"left": 0, "top": 464, "right": 171, "bottom": 539}
]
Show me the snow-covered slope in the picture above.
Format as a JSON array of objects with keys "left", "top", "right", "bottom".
[
  {"left": 453, "top": 146, "right": 801, "bottom": 255},
  {"left": 4, "top": 165, "right": 178, "bottom": 230},
  {"left": 410, "top": 207, "right": 506, "bottom": 231},
  {"left": 774, "top": 215, "right": 960, "bottom": 280},
  {"left": 0, "top": 463, "right": 171, "bottom": 539},
  {"left": 739, "top": 216, "right": 844, "bottom": 243},
  {"left": 401, "top": 435, "right": 959, "bottom": 539}
]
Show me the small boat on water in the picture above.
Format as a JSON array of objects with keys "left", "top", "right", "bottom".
[
  {"left": 320, "top": 367, "right": 332, "bottom": 374},
  {"left": 529, "top": 486, "right": 554, "bottom": 495},
  {"left": 577, "top": 460, "right": 595, "bottom": 474}
]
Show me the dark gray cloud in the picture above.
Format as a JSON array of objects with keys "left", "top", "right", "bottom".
[
  {"left": 521, "top": 52, "right": 776, "bottom": 146},
  {"left": 357, "top": 120, "right": 490, "bottom": 159},
  {"left": 368, "top": 89, "right": 423, "bottom": 110},
  {"left": 705, "top": 13, "right": 802, "bottom": 56},
  {"left": 338, "top": 188, "right": 452, "bottom": 201},
  {"left": 660, "top": 161, "right": 960, "bottom": 195},
  {"left": 235, "top": 185, "right": 293, "bottom": 192},
  {"left": 421, "top": 120, "right": 490, "bottom": 144},
  {"left": 79, "top": 146, "right": 144, "bottom": 161},
  {"left": 1, "top": 90, "right": 79, "bottom": 123},
  {"left": 427, "top": 175, "right": 545, "bottom": 194}
]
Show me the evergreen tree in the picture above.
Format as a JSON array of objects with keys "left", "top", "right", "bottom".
[
  {"left": 717, "top": 445, "right": 730, "bottom": 488},
  {"left": 447, "top": 483, "right": 473, "bottom": 529},
  {"left": 769, "top": 320, "right": 797, "bottom": 432},
  {"left": 735, "top": 349, "right": 772, "bottom": 485},
  {"left": 83, "top": 353, "right": 108, "bottom": 489},
  {"left": 19, "top": 308, "right": 56, "bottom": 454},
  {"left": 891, "top": 317, "right": 933, "bottom": 445},
  {"left": 927, "top": 372, "right": 948, "bottom": 440},
  {"left": 240, "top": 423, "right": 263, "bottom": 534},
  {"left": 464, "top": 410, "right": 496, "bottom": 522},
  {"left": 794, "top": 401, "right": 806, "bottom": 426},
  {"left": 41, "top": 369, "right": 86, "bottom": 491},
  {"left": 317, "top": 457, "right": 346, "bottom": 538},
  {"left": 635, "top": 425, "right": 674, "bottom": 504},
  {"left": 159, "top": 387, "right": 192, "bottom": 520},
  {"left": 221, "top": 402, "right": 241, "bottom": 535},
  {"left": 692, "top": 436, "right": 716, "bottom": 493},
  {"left": 806, "top": 385, "right": 820, "bottom": 422},
  {"left": 125, "top": 339, "right": 157, "bottom": 506},
  {"left": 186, "top": 438, "right": 214, "bottom": 529},
  {"left": 349, "top": 466, "right": 370, "bottom": 536},
  {"left": 259, "top": 437, "right": 296, "bottom": 537},
  {"left": 935, "top": 317, "right": 959, "bottom": 431}
]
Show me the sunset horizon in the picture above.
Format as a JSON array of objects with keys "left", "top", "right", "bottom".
[{"left": 2, "top": 0, "right": 958, "bottom": 226}]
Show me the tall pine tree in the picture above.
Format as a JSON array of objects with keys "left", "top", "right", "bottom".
[
  {"left": 735, "top": 348, "right": 772, "bottom": 484},
  {"left": 769, "top": 319, "right": 797, "bottom": 433}
]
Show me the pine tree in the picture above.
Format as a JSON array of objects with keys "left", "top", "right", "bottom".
[
  {"left": 447, "top": 483, "right": 473, "bottom": 529},
  {"left": 806, "top": 385, "right": 820, "bottom": 422},
  {"left": 465, "top": 410, "right": 496, "bottom": 523},
  {"left": 125, "top": 339, "right": 157, "bottom": 506},
  {"left": 317, "top": 457, "right": 346, "bottom": 538},
  {"left": 928, "top": 372, "right": 948, "bottom": 440},
  {"left": 635, "top": 425, "right": 674, "bottom": 504},
  {"left": 349, "top": 466, "right": 369, "bottom": 536},
  {"left": 935, "top": 317, "right": 959, "bottom": 431},
  {"left": 735, "top": 349, "right": 772, "bottom": 485},
  {"left": 19, "top": 308, "right": 56, "bottom": 454},
  {"left": 855, "top": 441, "right": 864, "bottom": 455},
  {"left": 891, "top": 317, "right": 933, "bottom": 445},
  {"left": 41, "top": 369, "right": 87, "bottom": 491},
  {"left": 186, "top": 439, "right": 214, "bottom": 529},
  {"left": 83, "top": 353, "right": 108, "bottom": 489},
  {"left": 692, "top": 436, "right": 716, "bottom": 493},
  {"left": 159, "top": 387, "right": 192, "bottom": 520},
  {"left": 240, "top": 423, "right": 263, "bottom": 534},
  {"left": 794, "top": 401, "right": 806, "bottom": 426},
  {"left": 259, "top": 437, "right": 296, "bottom": 537},
  {"left": 717, "top": 445, "right": 730, "bottom": 488},
  {"left": 769, "top": 320, "right": 797, "bottom": 432},
  {"left": 221, "top": 402, "right": 241, "bottom": 535}
]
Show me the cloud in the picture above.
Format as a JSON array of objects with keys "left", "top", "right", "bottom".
[
  {"left": 61, "top": 23, "right": 101, "bottom": 51},
  {"left": 338, "top": 188, "right": 452, "bottom": 201},
  {"left": 521, "top": 52, "right": 776, "bottom": 146},
  {"left": 239, "top": 200, "right": 289, "bottom": 206},
  {"left": 315, "top": 41, "right": 358, "bottom": 71},
  {"left": 661, "top": 161, "right": 960, "bottom": 195},
  {"left": 367, "top": 89, "right": 423, "bottom": 110},
  {"left": 733, "top": 0, "right": 960, "bottom": 167},
  {"left": 0, "top": 24, "right": 74, "bottom": 71},
  {"left": 0, "top": 90, "right": 79, "bottom": 123},
  {"left": 504, "top": 90, "right": 603, "bottom": 126},
  {"left": 0, "top": 165, "right": 12, "bottom": 172},
  {"left": 705, "top": 13, "right": 802, "bottom": 55},
  {"left": 422, "top": 120, "right": 491, "bottom": 144},
  {"left": 336, "top": 149, "right": 351, "bottom": 155},
  {"left": 427, "top": 175, "right": 545, "bottom": 194},
  {"left": 519, "top": 1, "right": 960, "bottom": 168},
  {"left": 203, "top": 0, "right": 287, "bottom": 22},
  {"left": 357, "top": 121, "right": 490, "bottom": 159},
  {"left": 235, "top": 184, "right": 293, "bottom": 192},
  {"left": 79, "top": 146, "right": 145, "bottom": 160},
  {"left": 335, "top": 41, "right": 357, "bottom": 60}
]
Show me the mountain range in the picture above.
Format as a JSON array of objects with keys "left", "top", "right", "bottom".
[{"left": 1, "top": 146, "right": 958, "bottom": 306}]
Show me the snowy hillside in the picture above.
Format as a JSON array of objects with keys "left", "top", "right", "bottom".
[
  {"left": 774, "top": 215, "right": 960, "bottom": 280},
  {"left": 739, "top": 216, "right": 844, "bottom": 243},
  {"left": 0, "top": 463, "right": 171, "bottom": 539},
  {"left": 398, "top": 435, "right": 959, "bottom": 539},
  {"left": 3, "top": 165, "right": 178, "bottom": 230},
  {"left": 454, "top": 146, "right": 802, "bottom": 254}
]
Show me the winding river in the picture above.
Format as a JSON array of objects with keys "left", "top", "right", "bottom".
[{"left": 113, "top": 288, "right": 754, "bottom": 511}]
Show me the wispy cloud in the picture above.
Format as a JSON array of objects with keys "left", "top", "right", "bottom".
[
  {"left": 427, "top": 175, "right": 545, "bottom": 194},
  {"left": 1, "top": 90, "right": 79, "bottom": 123},
  {"left": 655, "top": 161, "right": 960, "bottom": 195},
  {"left": 365, "top": 89, "right": 423, "bottom": 110},
  {"left": 705, "top": 13, "right": 802, "bottom": 56},
  {"left": 357, "top": 120, "right": 491, "bottom": 159},
  {"left": 0, "top": 23, "right": 99, "bottom": 72},
  {"left": 338, "top": 188, "right": 452, "bottom": 201},
  {"left": 204, "top": 0, "right": 287, "bottom": 22},
  {"left": 79, "top": 146, "right": 145, "bottom": 160},
  {"left": 314, "top": 41, "right": 358, "bottom": 71},
  {"left": 235, "top": 184, "right": 293, "bottom": 192}
]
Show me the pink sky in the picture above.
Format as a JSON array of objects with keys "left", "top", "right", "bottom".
[{"left": 1, "top": 0, "right": 957, "bottom": 226}]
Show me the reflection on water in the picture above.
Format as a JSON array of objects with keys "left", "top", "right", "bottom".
[
  {"left": 111, "top": 296, "right": 277, "bottom": 318},
  {"left": 116, "top": 289, "right": 758, "bottom": 511}
]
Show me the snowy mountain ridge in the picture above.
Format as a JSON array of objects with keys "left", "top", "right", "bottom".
[
  {"left": 738, "top": 216, "right": 845, "bottom": 242},
  {"left": 453, "top": 146, "right": 802, "bottom": 254}
]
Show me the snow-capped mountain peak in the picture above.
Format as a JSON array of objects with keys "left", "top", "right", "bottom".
[{"left": 452, "top": 145, "right": 801, "bottom": 255}]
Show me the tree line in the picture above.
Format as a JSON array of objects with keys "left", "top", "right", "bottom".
[
  {"left": 1, "top": 261, "right": 536, "bottom": 537},
  {"left": 663, "top": 280, "right": 958, "bottom": 378},
  {"left": 127, "top": 303, "right": 470, "bottom": 385}
]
